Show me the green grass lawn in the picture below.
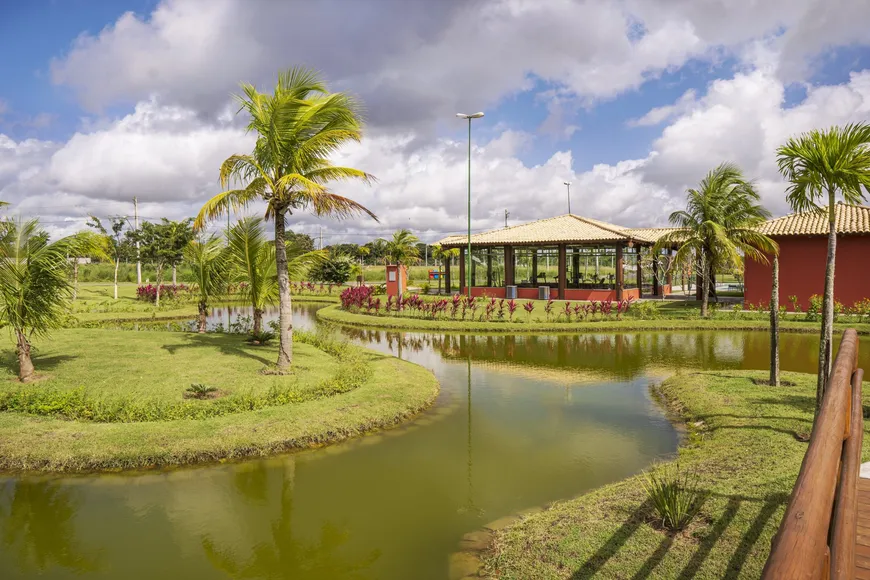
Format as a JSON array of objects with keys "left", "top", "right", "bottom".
[
  {"left": 0, "top": 328, "right": 438, "bottom": 472},
  {"left": 0, "top": 330, "right": 338, "bottom": 400},
  {"left": 480, "top": 370, "right": 870, "bottom": 579}
]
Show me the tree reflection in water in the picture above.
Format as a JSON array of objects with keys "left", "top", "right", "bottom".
[
  {"left": 202, "top": 461, "right": 380, "bottom": 579},
  {"left": 0, "top": 479, "right": 100, "bottom": 574}
]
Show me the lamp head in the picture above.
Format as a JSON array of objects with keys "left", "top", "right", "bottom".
[{"left": 456, "top": 112, "right": 485, "bottom": 119}]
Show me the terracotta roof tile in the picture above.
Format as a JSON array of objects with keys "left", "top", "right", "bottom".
[
  {"left": 758, "top": 203, "right": 870, "bottom": 236},
  {"left": 436, "top": 214, "right": 661, "bottom": 246}
]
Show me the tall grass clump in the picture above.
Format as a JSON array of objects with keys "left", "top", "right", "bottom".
[{"left": 641, "top": 462, "right": 706, "bottom": 531}]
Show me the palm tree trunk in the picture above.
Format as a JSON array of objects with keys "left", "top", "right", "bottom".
[
  {"left": 155, "top": 265, "right": 162, "bottom": 307},
  {"left": 198, "top": 301, "right": 207, "bottom": 333},
  {"left": 770, "top": 255, "right": 780, "bottom": 387},
  {"left": 16, "top": 329, "right": 34, "bottom": 382},
  {"left": 113, "top": 258, "right": 119, "bottom": 300},
  {"left": 73, "top": 260, "right": 78, "bottom": 301},
  {"left": 816, "top": 192, "right": 838, "bottom": 411},
  {"left": 700, "top": 258, "right": 710, "bottom": 317},
  {"left": 172, "top": 264, "right": 177, "bottom": 285},
  {"left": 274, "top": 211, "right": 293, "bottom": 371},
  {"left": 253, "top": 308, "right": 263, "bottom": 335}
]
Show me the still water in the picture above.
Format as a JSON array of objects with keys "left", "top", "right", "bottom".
[{"left": 1, "top": 305, "right": 865, "bottom": 579}]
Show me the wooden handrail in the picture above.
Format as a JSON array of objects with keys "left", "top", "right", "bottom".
[{"left": 762, "top": 329, "right": 862, "bottom": 579}]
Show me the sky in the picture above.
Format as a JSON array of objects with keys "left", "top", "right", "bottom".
[{"left": 2, "top": 0, "right": 870, "bottom": 245}]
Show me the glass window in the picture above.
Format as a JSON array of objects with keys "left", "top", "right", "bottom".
[
  {"left": 514, "top": 248, "right": 535, "bottom": 286},
  {"left": 470, "top": 247, "right": 505, "bottom": 287},
  {"left": 566, "top": 246, "right": 616, "bottom": 289},
  {"left": 535, "top": 247, "right": 559, "bottom": 286},
  {"left": 623, "top": 246, "right": 638, "bottom": 289}
]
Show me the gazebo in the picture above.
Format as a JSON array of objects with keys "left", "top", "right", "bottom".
[{"left": 436, "top": 214, "right": 678, "bottom": 301}]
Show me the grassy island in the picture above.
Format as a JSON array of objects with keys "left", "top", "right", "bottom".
[{"left": 0, "top": 328, "right": 438, "bottom": 472}]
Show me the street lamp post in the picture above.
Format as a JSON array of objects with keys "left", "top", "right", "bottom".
[
  {"left": 457, "top": 111, "right": 484, "bottom": 299},
  {"left": 563, "top": 181, "right": 572, "bottom": 214}
]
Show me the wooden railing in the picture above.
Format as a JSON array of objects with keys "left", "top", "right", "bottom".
[{"left": 763, "top": 329, "right": 864, "bottom": 580}]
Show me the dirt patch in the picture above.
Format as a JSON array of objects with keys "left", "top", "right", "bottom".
[{"left": 751, "top": 378, "right": 797, "bottom": 386}]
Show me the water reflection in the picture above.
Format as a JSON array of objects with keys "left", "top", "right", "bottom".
[
  {"left": 0, "top": 479, "right": 100, "bottom": 575},
  {"left": 2, "top": 304, "right": 864, "bottom": 579},
  {"left": 202, "top": 460, "right": 381, "bottom": 580}
]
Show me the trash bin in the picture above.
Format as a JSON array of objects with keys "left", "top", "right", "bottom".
[
  {"left": 538, "top": 286, "right": 550, "bottom": 300},
  {"left": 506, "top": 285, "right": 518, "bottom": 299}
]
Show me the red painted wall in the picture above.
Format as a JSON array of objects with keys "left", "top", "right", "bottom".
[{"left": 744, "top": 235, "right": 870, "bottom": 310}]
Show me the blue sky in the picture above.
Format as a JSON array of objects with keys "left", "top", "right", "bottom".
[{"left": 2, "top": 0, "right": 870, "bottom": 239}]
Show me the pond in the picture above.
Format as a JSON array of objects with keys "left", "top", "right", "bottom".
[{"left": 1, "top": 304, "right": 865, "bottom": 579}]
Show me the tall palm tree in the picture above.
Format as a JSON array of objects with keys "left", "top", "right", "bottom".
[
  {"left": 228, "top": 218, "right": 325, "bottom": 335},
  {"left": 654, "top": 163, "right": 778, "bottom": 318},
  {"left": 185, "top": 235, "right": 228, "bottom": 333},
  {"left": 195, "top": 67, "right": 377, "bottom": 372},
  {"left": 385, "top": 229, "right": 421, "bottom": 266},
  {"left": 0, "top": 220, "right": 92, "bottom": 381},
  {"left": 777, "top": 123, "right": 870, "bottom": 407}
]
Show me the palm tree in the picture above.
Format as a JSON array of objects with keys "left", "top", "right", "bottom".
[
  {"left": 228, "top": 218, "right": 325, "bottom": 335},
  {"left": 777, "top": 123, "right": 870, "bottom": 406},
  {"left": 0, "top": 220, "right": 92, "bottom": 381},
  {"left": 185, "top": 235, "right": 228, "bottom": 333},
  {"left": 385, "top": 229, "right": 420, "bottom": 266},
  {"left": 195, "top": 67, "right": 377, "bottom": 372},
  {"left": 654, "top": 163, "right": 778, "bottom": 318}
]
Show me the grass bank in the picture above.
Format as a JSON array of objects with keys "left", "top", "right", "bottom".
[
  {"left": 0, "top": 328, "right": 438, "bottom": 472},
  {"left": 479, "top": 370, "right": 870, "bottom": 579},
  {"left": 317, "top": 303, "right": 870, "bottom": 335}
]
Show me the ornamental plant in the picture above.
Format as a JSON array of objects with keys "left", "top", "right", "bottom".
[
  {"left": 523, "top": 301, "right": 534, "bottom": 322},
  {"left": 507, "top": 299, "right": 518, "bottom": 321}
]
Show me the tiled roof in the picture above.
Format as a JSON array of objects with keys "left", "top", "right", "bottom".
[
  {"left": 757, "top": 203, "right": 870, "bottom": 236},
  {"left": 436, "top": 214, "right": 660, "bottom": 247},
  {"left": 625, "top": 227, "right": 684, "bottom": 244}
]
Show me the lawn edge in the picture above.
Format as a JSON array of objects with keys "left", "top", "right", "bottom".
[{"left": 316, "top": 303, "right": 870, "bottom": 335}]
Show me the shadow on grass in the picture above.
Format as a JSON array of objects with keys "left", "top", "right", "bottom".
[
  {"left": 1, "top": 350, "right": 79, "bottom": 374},
  {"left": 160, "top": 334, "right": 273, "bottom": 367},
  {"left": 571, "top": 492, "right": 788, "bottom": 580}
]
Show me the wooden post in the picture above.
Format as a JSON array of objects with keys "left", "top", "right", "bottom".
[
  {"left": 532, "top": 249, "right": 538, "bottom": 286},
  {"left": 459, "top": 249, "right": 466, "bottom": 294},
  {"left": 572, "top": 249, "right": 580, "bottom": 286},
  {"left": 486, "top": 248, "right": 493, "bottom": 287},
  {"left": 444, "top": 255, "right": 452, "bottom": 293},
  {"left": 505, "top": 246, "right": 515, "bottom": 286},
  {"left": 558, "top": 244, "right": 567, "bottom": 299},
  {"left": 636, "top": 249, "right": 643, "bottom": 297},
  {"left": 652, "top": 254, "right": 660, "bottom": 297},
  {"left": 616, "top": 243, "right": 624, "bottom": 301}
]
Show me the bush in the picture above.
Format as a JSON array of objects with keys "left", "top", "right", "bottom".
[
  {"left": 186, "top": 383, "right": 218, "bottom": 399},
  {"left": 630, "top": 301, "right": 660, "bottom": 320},
  {"left": 642, "top": 462, "right": 705, "bottom": 531},
  {"left": 806, "top": 294, "right": 823, "bottom": 321},
  {"left": 136, "top": 284, "right": 190, "bottom": 303},
  {"left": 308, "top": 255, "right": 354, "bottom": 284}
]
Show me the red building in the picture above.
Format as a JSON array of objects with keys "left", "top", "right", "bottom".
[
  {"left": 744, "top": 203, "right": 870, "bottom": 311},
  {"left": 436, "top": 214, "right": 678, "bottom": 301}
]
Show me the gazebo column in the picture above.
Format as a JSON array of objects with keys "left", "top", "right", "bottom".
[
  {"left": 558, "top": 244, "right": 567, "bottom": 300},
  {"left": 486, "top": 248, "right": 493, "bottom": 287},
  {"left": 636, "top": 249, "right": 643, "bottom": 297},
  {"left": 572, "top": 250, "right": 580, "bottom": 286},
  {"left": 459, "top": 249, "right": 466, "bottom": 294},
  {"left": 615, "top": 243, "right": 624, "bottom": 301},
  {"left": 652, "top": 253, "right": 660, "bottom": 297},
  {"left": 505, "top": 245, "right": 515, "bottom": 286},
  {"left": 444, "top": 255, "right": 452, "bottom": 293}
]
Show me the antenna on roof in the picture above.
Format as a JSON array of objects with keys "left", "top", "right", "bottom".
[{"left": 504, "top": 210, "right": 510, "bottom": 228}]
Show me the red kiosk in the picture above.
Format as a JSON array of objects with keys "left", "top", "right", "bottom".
[{"left": 385, "top": 264, "right": 408, "bottom": 297}]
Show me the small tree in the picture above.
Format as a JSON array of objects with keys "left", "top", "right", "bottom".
[
  {"left": 386, "top": 229, "right": 421, "bottom": 265},
  {"left": 185, "top": 235, "right": 227, "bottom": 333},
  {"left": 0, "top": 220, "right": 93, "bottom": 381},
  {"left": 134, "top": 219, "right": 192, "bottom": 307},
  {"left": 87, "top": 215, "right": 127, "bottom": 300},
  {"left": 308, "top": 253, "right": 355, "bottom": 285}
]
